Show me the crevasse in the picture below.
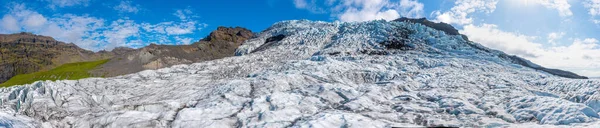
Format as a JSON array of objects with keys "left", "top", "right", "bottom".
[{"left": 0, "top": 20, "right": 599, "bottom": 127}]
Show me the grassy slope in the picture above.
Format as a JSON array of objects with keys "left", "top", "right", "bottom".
[{"left": 0, "top": 59, "right": 110, "bottom": 87}]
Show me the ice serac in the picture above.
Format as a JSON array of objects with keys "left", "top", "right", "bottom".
[{"left": 0, "top": 19, "right": 599, "bottom": 127}]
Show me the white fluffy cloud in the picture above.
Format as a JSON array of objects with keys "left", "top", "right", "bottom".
[
  {"left": 435, "top": 0, "right": 597, "bottom": 76},
  {"left": 174, "top": 36, "right": 194, "bottom": 45},
  {"left": 293, "top": 0, "right": 326, "bottom": 13},
  {"left": 584, "top": 0, "right": 600, "bottom": 24},
  {"left": 0, "top": 15, "right": 19, "bottom": 33},
  {"left": 585, "top": 0, "right": 600, "bottom": 16},
  {"left": 462, "top": 24, "right": 543, "bottom": 58},
  {"left": 397, "top": 0, "right": 424, "bottom": 18},
  {"left": 142, "top": 9, "right": 206, "bottom": 36},
  {"left": 142, "top": 21, "right": 202, "bottom": 36},
  {"left": 114, "top": 0, "right": 141, "bottom": 14},
  {"left": 547, "top": 32, "right": 565, "bottom": 45},
  {"left": 462, "top": 24, "right": 600, "bottom": 77},
  {"left": 41, "top": 0, "right": 91, "bottom": 9},
  {"left": 0, "top": 3, "right": 50, "bottom": 32},
  {"left": 0, "top": 4, "right": 206, "bottom": 51},
  {"left": 100, "top": 19, "right": 141, "bottom": 49},
  {"left": 40, "top": 14, "right": 105, "bottom": 49},
  {"left": 432, "top": 0, "right": 498, "bottom": 25},
  {"left": 536, "top": 38, "right": 600, "bottom": 77},
  {"left": 432, "top": 0, "right": 571, "bottom": 25},
  {"left": 293, "top": 0, "right": 424, "bottom": 22},
  {"left": 294, "top": 0, "right": 308, "bottom": 8},
  {"left": 533, "top": 0, "right": 572, "bottom": 17},
  {"left": 22, "top": 13, "right": 47, "bottom": 29}
]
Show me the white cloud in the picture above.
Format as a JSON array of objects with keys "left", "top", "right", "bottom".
[
  {"left": 42, "top": 0, "right": 91, "bottom": 9},
  {"left": 293, "top": 0, "right": 326, "bottom": 13},
  {"left": 3, "top": 3, "right": 48, "bottom": 30},
  {"left": 39, "top": 14, "right": 105, "bottom": 49},
  {"left": 142, "top": 21, "right": 205, "bottom": 36},
  {"left": 114, "top": 0, "right": 141, "bottom": 14},
  {"left": 293, "top": 0, "right": 424, "bottom": 22},
  {"left": 100, "top": 19, "right": 141, "bottom": 50},
  {"left": 138, "top": 9, "right": 205, "bottom": 36},
  {"left": 535, "top": 38, "right": 600, "bottom": 77},
  {"left": 294, "top": 0, "right": 308, "bottom": 8},
  {"left": 0, "top": 15, "right": 19, "bottom": 33},
  {"left": 548, "top": 32, "right": 565, "bottom": 45},
  {"left": 432, "top": 0, "right": 498, "bottom": 25},
  {"left": 165, "top": 22, "right": 196, "bottom": 35},
  {"left": 462, "top": 24, "right": 600, "bottom": 77},
  {"left": 584, "top": 0, "right": 600, "bottom": 24},
  {"left": 174, "top": 8, "right": 195, "bottom": 21},
  {"left": 397, "top": 0, "right": 424, "bottom": 18},
  {"left": 533, "top": 0, "right": 572, "bottom": 17},
  {"left": 338, "top": 0, "right": 425, "bottom": 22},
  {"left": 462, "top": 24, "right": 543, "bottom": 58},
  {"left": 585, "top": 0, "right": 600, "bottom": 16},
  {"left": 174, "top": 36, "right": 194, "bottom": 45},
  {"left": 22, "top": 13, "right": 47, "bottom": 29}
]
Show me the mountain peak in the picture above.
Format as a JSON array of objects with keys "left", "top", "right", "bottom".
[{"left": 0, "top": 32, "right": 57, "bottom": 43}]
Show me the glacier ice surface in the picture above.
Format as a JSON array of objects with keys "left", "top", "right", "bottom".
[{"left": 0, "top": 20, "right": 600, "bottom": 127}]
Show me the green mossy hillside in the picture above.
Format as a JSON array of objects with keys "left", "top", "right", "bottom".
[{"left": 0, "top": 59, "right": 110, "bottom": 87}]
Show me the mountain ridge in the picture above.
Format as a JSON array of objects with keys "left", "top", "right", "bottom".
[
  {"left": 0, "top": 26, "right": 254, "bottom": 85},
  {"left": 90, "top": 26, "right": 254, "bottom": 77}
]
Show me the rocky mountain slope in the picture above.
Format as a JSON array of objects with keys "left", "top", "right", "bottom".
[
  {"left": 0, "top": 32, "right": 114, "bottom": 83},
  {"left": 0, "top": 19, "right": 598, "bottom": 127},
  {"left": 0, "top": 27, "right": 253, "bottom": 85},
  {"left": 90, "top": 27, "right": 254, "bottom": 77}
]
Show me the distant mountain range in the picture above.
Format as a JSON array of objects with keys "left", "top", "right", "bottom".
[
  {"left": 90, "top": 27, "right": 254, "bottom": 77},
  {"left": 0, "top": 27, "right": 254, "bottom": 85}
]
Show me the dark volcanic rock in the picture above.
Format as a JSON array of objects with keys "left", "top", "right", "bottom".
[
  {"left": 394, "top": 17, "right": 469, "bottom": 41},
  {"left": 265, "top": 35, "right": 286, "bottom": 43},
  {"left": 382, "top": 39, "right": 415, "bottom": 50},
  {"left": 251, "top": 34, "right": 286, "bottom": 53},
  {"left": 202, "top": 26, "right": 254, "bottom": 43},
  {"left": 394, "top": 17, "right": 459, "bottom": 35}
]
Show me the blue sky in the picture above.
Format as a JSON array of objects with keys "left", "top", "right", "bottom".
[{"left": 1, "top": 0, "right": 600, "bottom": 77}]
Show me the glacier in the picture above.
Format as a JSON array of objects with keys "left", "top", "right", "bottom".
[{"left": 1, "top": 20, "right": 600, "bottom": 127}]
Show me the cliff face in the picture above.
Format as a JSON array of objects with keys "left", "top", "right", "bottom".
[{"left": 0, "top": 32, "right": 112, "bottom": 83}]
